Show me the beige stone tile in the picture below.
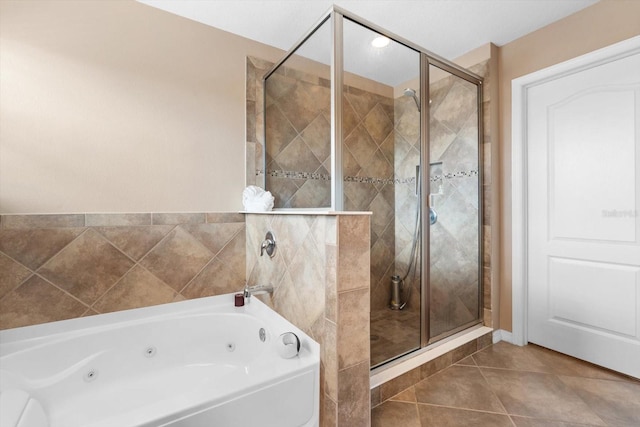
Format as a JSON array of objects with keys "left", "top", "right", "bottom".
[
  {"left": 82, "top": 308, "right": 100, "bottom": 317},
  {"left": 205, "top": 212, "right": 245, "bottom": 223},
  {"left": 1, "top": 214, "right": 84, "bottom": 229},
  {"left": 215, "top": 230, "right": 246, "bottom": 282},
  {"left": 337, "top": 288, "right": 369, "bottom": 369},
  {"left": 0, "top": 228, "right": 84, "bottom": 270},
  {"left": 371, "top": 386, "right": 381, "bottom": 409},
  {"left": 414, "top": 365, "right": 505, "bottom": 413},
  {"left": 559, "top": 375, "right": 640, "bottom": 426},
  {"left": 246, "top": 99, "right": 256, "bottom": 142},
  {"left": 85, "top": 214, "right": 151, "bottom": 227},
  {"left": 94, "top": 225, "right": 173, "bottom": 261},
  {"left": 0, "top": 253, "right": 31, "bottom": 300},
  {"left": 323, "top": 320, "right": 338, "bottom": 401},
  {"left": 308, "top": 314, "right": 324, "bottom": 348},
  {"left": 93, "top": 265, "right": 176, "bottom": 314},
  {"left": 288, "top": 236, "right": 325, "bottom": 327},
  {"left": 380, "top": 367, "right": 421, "bottom": 402},
  {"left": 180, "top": 223, "right": 244, "bottom": 257},
  {"left": 265, "top": 104, "right": 298, "bottom": 158},
  {"left": 325, "top": 245, "right": 337, "bottom": 323},
  {"left": 151, "top": 213, "right": 205, "bottom": 225},
  {"left": 390, "top": 386, "right": 417, "bottom": 403},
  {"left": 246, "top": 244, "right": 287, "bottom": 296},
  {"left": 301, "top": 114, "right": 331, "bottom": 163},
  {"left": 483, "top": 308, "right": 493, "bottom": 327},
  {"left": 277, "top": 83, "right": 324, "bottom": 133},
  {"left": 477, "top": 332, "right": 493, "bottom": 351},
  {"left": 338, "top": 361, "right": 370, "bottom": 427},
  {"left": 364, "top": 104, "right": 394, "bottom": 146},
  {"left": 38, "top": 229, "right": 134, "bottom": 305},
  {"left": 173, "top": 293, "right": 187, "bottom": 302},
  {"left": 0, "top": 275, "right": 87, "bottom": 329},
  {"left": 511, "top": 417, "right": 603, "bottom": 427},
  {"left": 181, "top": 257, "right": 244, "bottom": 299},
  {"left": 372, "top": 400, "right": 420, "bottom": 427},
  {"left": 289, "top": 179, "right": 331, "bottom": 209},
  {"left": 481, "top": 368, "right": 605, "bottom": 425},
  {"left": 525, "top": 344, "right": 634, "bottom": 382},
  {"left": 337, "top": 215, "right": 370, "bottom": 292},
  {"left": 246, "top": 59, "right": 257, "bottom": 102},
  {"left": 483, "top": 266, "right": 491, "bottom": 307},
  {"left": 417, "top": 404, "right": 513, "bottom": 427},
  {"left": 140, "top": 227, "right": 213, "bottom": 292},
  {"left": 456, "top": 355, "right": 477, "bottom": 366},
  {"left": 324, "top": 394, "right": 337, "bottom": 427},
  {"left": 275, "top": 135, "right": 321, "bottom": 173},
  {"left": 472, "top": 341, "right": 549, "bottom": 372},
  {"left": 342, "top": 144, "right": 362, "bottom": 178},
  {"left": 344, "top": 124, "right": 377, "bottom": 170},
  {"left": 345, "top": 90, "right": 378, "bottom": 121},
  {"left": 420, "top": 352, "right": 452, "bottom": 380},
  {"left": 451, "top": 340, "right": 477, "bottom": 363},
  {"left": 379, "top": 132, "right": 395, "bottom": 166},
  {"left": 433, "top": 81, "right": 478, "bottom": 134},
  {"left": 270, "top": 214, "right": 311, "bottom": 265},
  {"left": 342, "top": 97, "right": 360, "bottom": 140}
]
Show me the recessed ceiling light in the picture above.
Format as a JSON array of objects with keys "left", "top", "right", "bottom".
[{"left": 371, "top": 36, "right": 390, "bottom": 48}]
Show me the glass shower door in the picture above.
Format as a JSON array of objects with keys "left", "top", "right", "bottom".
[
  {"left": 339, "top": 18, "right": 422, "bottom": 367},
  {"left": 427, "top": 63, "right": 482, "bottom": 341}
]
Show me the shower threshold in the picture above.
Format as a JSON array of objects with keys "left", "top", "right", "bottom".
[{"left": 370, "top": 324, "right": 492, "bottom": 389}]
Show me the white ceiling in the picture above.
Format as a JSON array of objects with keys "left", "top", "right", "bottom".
[{"left": 137, "top": 0, "right": 598, "bottom": 86}]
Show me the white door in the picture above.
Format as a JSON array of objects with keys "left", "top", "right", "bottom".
[{"left": 526, "top": 44, "right": 640, "bottom": 378}]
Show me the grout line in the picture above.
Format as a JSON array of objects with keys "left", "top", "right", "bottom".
[
  {"left": 32, "top": 273, "right": 91, "bottom": 314},
  {"left": 414, "top": 401, "right": 510, "bottom": 417},
  {"left": 475, "top": 355, "right": 510, "bottom": 417}
]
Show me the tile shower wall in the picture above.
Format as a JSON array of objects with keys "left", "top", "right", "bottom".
[
  {"left": 264, "top": 66, "right": 332, "bottom": 208},
  {"left": 0, "top": 213, "right": 246, "bottom": 329},
  {"left": 247, "top": 55, "right": 395, "bottom": 313},
  {"left": 428, "top": 70, "right": 481, "bottom": 337},
  {"left": 245, "top": 213, "right": 371, "bottom": 427},
  {"left": 344, "top": 88, "right": 396, "bottom": 313}
]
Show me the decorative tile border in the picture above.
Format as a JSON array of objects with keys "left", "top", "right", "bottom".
[{"left": 255, "top": 169, "right": 479, "bottom": 185}]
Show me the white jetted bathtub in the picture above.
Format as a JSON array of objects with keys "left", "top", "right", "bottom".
[{"left": 0, "top": 293, "right": 319, "bottom": 427}]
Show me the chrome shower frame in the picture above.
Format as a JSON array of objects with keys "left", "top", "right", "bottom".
[{"left": 263, "top": 4, "right": 484, "bottom": 357}]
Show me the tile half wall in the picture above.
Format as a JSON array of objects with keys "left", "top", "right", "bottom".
[{"left": 0, "top": 213, "right": 246, "bottom": 329}]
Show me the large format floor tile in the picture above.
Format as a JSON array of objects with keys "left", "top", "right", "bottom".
[
  {"left": 414, "top": 365, "right": 505, "bottom": 413},
  {"left": 480, "top": 368, "right": 605, "bottom": 425},
  {"left": 372, "top": 342, "right": 640, "bottom": 426}
]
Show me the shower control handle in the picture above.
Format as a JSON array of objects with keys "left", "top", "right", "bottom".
[{"left": 260, "top": 231, "right": 276, "bottom": 257}]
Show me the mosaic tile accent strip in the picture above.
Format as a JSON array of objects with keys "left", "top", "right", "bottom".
[{"left": 256, "top": 169, "right": 478, "bottom": 185}]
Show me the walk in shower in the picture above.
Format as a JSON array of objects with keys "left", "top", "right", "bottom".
[{"left": 261, "top": 6, "right": 482, "bottom": 368}]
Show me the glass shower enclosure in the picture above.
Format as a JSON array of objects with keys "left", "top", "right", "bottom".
[{"left": 262, "top": 6, "right": 483, "bottom": 368}]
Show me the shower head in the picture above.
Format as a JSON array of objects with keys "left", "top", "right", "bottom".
[{"left": 403, "top": 88, "right": 421, "bottom": 111}]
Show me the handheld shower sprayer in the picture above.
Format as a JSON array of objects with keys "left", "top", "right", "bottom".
[{"left": 403, "top": 88, "right": 421, "bottom": 111}]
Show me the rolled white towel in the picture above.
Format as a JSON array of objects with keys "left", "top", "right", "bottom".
[{"left": 242, "top": 186, "right": 275, "bottom": 212}]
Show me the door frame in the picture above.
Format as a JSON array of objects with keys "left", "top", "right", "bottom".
[{"left": 511, "top": 35, "right": 640, "bottom": 347}]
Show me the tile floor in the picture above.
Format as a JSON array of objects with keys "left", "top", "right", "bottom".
[
  {"left": 372, "top": 341, "right": 640, "bottom": 426},
  {"left": 370, "top": 308, "right": 421, "bottom": 367}
]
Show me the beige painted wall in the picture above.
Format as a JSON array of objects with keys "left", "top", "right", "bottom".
[
  {"left": 0, "top": 0, "right": 283, "bottom": 214},
  {"left": 498, "top": 0, "right": 640, "bottom": 331}
]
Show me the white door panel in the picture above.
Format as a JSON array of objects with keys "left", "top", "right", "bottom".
[{"left": 527, "top": 48, "right": 640, "bottom": 378}]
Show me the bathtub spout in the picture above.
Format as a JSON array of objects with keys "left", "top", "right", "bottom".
[{"left": 243, "top": 284, "right": 274, "bottom": 302}]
